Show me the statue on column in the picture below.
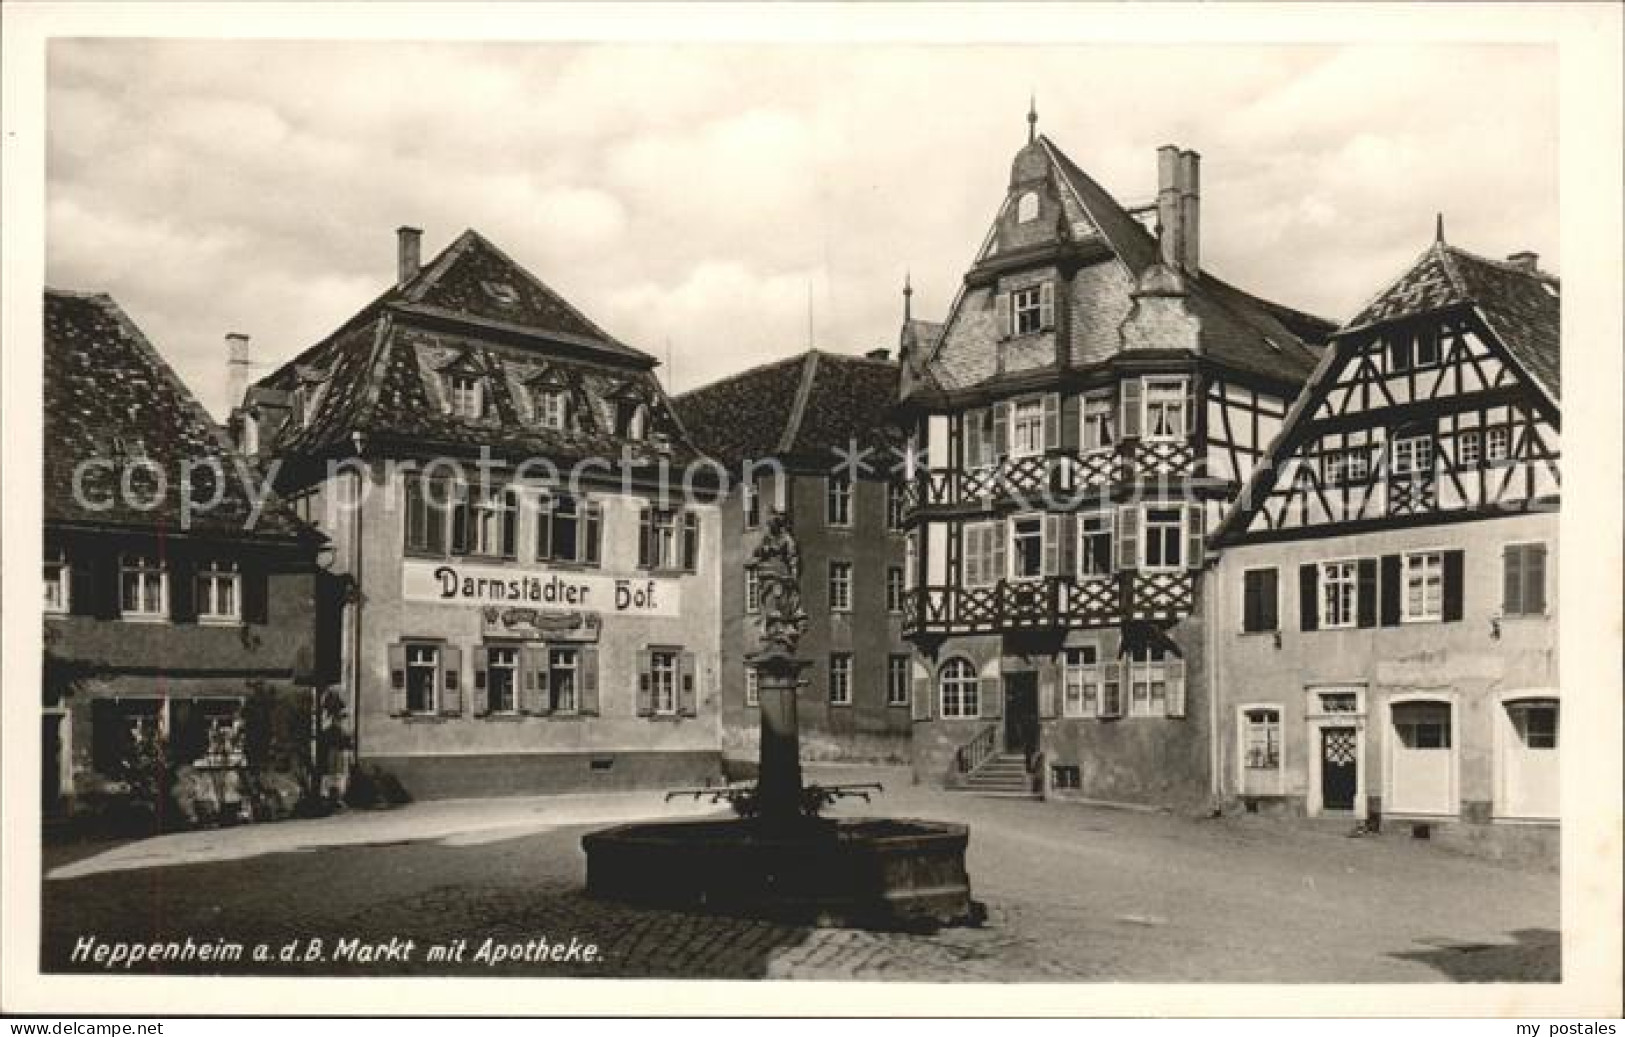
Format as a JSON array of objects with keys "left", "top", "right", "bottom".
[{"left": 750, "top": 508, "right": 808, "bottom": 657}]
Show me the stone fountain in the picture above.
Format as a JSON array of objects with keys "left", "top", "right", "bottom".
[{"left": 583, "top": 509, "right": 977, "bottom": 930}]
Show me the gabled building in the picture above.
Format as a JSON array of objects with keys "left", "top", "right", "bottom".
[
  {"left": 42, "top": 290, "right": 329, "bottom": 815},
  {"left": 897, "top": 120, "right": 1335, "bottom": 806},
  {"left": 1209, "top": 236, "right": 1560, "bottom": 851},
  {"left": 675, "top": 348, "right": 912, "bottom": 764},
  {"left": 240, "top": 227, "right": 724, "bottom": 798}
]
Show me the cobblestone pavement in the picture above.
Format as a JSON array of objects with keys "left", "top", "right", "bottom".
[{"left": 40, "top": 767, "right": 1560, "bottom": 982}]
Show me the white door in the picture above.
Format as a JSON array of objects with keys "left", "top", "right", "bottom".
[
  {"left": 1388, "top": 700, "right": 1455, "bottom": 816},
  {"left": 1501, "top": 699, "right": 1559, "bottom": 820}
]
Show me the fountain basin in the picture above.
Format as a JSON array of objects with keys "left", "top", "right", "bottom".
[{"left": 582, "top": 817, "right": 978, "bottom": 931}]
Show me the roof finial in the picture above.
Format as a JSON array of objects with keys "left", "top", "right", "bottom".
[
  {"left": 903, "top": 270, "right": 913, "bottom": 321},
  {"left": 1435, "top": 212, "right": 1445, "bottom": 244},
  {"left": 1027, "top": 92, "right": 1038, "bottom": 144}
]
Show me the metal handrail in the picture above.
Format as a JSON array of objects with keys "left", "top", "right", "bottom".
[{"left": 955, "top": 724, "right": 999, "bottom": 774}]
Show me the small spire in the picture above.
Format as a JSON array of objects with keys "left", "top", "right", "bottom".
[
  {"left": 1435, "top": 212, "right": 1445, "bottom": 244},
  {"left": 903, "top": 270, "right": 913, "bottom": 321},
  {"left": 1027, "top": 93, "right": 1038, "bottom": 144}
]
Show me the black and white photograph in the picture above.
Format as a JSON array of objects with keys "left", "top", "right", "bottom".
[{"left": 2, "top": 1, "right": 1620, "bottom": 1020}]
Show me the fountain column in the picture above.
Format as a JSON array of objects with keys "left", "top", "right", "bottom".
[{"left": 748, "top": 647, "right": 811, "bottom": 829}]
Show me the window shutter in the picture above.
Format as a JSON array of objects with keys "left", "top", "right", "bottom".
[
  {"left": 1116, "top": 505, "right": 1140, "bottom": 571},
  {"left": 241, "top": 561, "right": 269, "bottom": 625},
  {"left": 1261, "top": 568, "right": 1279, "bottom": 632},
  {"left": 962, "top": 525, "right": 981, "bottom": 588},
  {"left": 990, "top": 520, "right": 1008, "bottom": 583},
  {"left": 1380, "top": 554, "right": 1403, "bottom": 626},
  {"left": 991, "top": 401, "right": 1010, "bottom": 460},
  {"left": 1524, "top": 544, "right": 1546, "bottom": 615},
  {"left": 1357, "top": 558, "right": 1378, "bottom": 628},
  {"left": 636, "top": 652, "right": 654, "bottom": 716},
  {"left": 1243, "top": 573, "right": 1261, "bottom": 632},
  {"left": 1184, "top": 378, "right": 1197, "bottom": 440},
  {"left": 1442, "top": 549, "right": 1465, "bottom": 622},
  {"left": 994, "top": 292, "right": 1011, "bottom": 340},
  {"left": 1120, "top": 378, "right": 1143, "bottom": 440},
  {"left": 521, "top": 645, "right": 549, "bottom": 715},
  {"left": 980, "top": 677, "right": 1003, "bottom": 719},
  {"left": 450, "top": 483, "right": 471, "bottom": 555},
  {"left": 440, "top": 646, "right": 463, "bottom": 715},
  {"left": 964, "top": 408, "right": 985, "bottom": 467},
  {"left": 911, "top": 677, "right": 933, "bottom": 721},
  {"left": 388, "top": 644, "right": 408, "bottom": 716},
  {"left": 1043, "top": 515, "right": 1062, "bottom": 577},
  {"left": 501, "top": 493, "right": 518, "bottom": 559},
  {"left": 584, "top": 502, "right": 602, "bottom": 566},
  {"left": 678, "top": 652, "right": 698, "bottom": 716},
  {"left": 1299, "top": 564, "right": 1319, "bottom": 631},
  {"left": 1039, "top": 281, "right": 1055, "bottom": 330},
  {"left": 1166, "top": 658, "right": 1187, "bottom": 718},
  {"left": 1185, "top": 504, "right": 1205, "bottom": 570},
  {"left": 1060, "top": 394, "right": 1081, "bottom": 452},
  {"left": 682, "top": 513, "right": 700, "bottom": 572},
  {"left": 1039, "top": 669, "right": 1060, "bottom": 720},
  {"left": 426, "top": 488, "right": 447, "bottom": 555},
  {"left": 1101, "top": 662, "right": 1123, "bottom": 718},
  {"left": 93, "top": 546, "right": 121, "bottom": 620},
  {"left": 637, "top": 508, "right": 653, "bottom": 569},
  {"left": 535, "top": 497, "right": 553, "bottom": 560},
  {"left": 1058, "top": 513, "right": 1077, "bottom": 578},
  {"left": 580, "top": 647, "right": 600, "bottom": 715},
  {"left": 1043, "top": 393, "right": 1060, "bottom": 452},
  {"left": 169, "top": 553, "right": 197, "bottom": 623},
  {"left": 472, "top": 648, "right": 491, "bottom": 717},
  {"left": 1502, "top": 546, "right": 1524, "bottom": 615},
  {"left": 70, "top": 550, "right": 97, "bottom": 616}
]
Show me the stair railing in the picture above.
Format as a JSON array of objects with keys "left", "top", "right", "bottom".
[{"left": 955, "top": 724, "right": 999, "bottom": 775}]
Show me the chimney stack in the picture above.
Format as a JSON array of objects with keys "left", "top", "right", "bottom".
[
  {"left": 397, "top": 226, "right": 423, "bottom": 286},
  {"left": 1506, "top": 251, "right": 1539, "bottom": 273},
  {"left": 1156, "top": 145, "right": 1182, "bottom": 271},
  {"left": 225, "top": 332, "right": 251, "bottom": 410},
  {"left": 1177, "top": 150, "right": 1201, "bottom": 274},
  {"left": 866, "top": 347, "right": 891, "bottom": 362}
]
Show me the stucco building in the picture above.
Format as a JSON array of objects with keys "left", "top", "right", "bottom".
[
  {"left": 675, "top": 349, "right": 912, "bottom": 764},
  {"left": 1209, "top": 235, "right": 1560, "bottom": 856},
  {"left": 897, "top": 119, "right": 1334, "bottom": 805},
  {"left": 239, "top": 227, "right": 724, "bottom": 798}
]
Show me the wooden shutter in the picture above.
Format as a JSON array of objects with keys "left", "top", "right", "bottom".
[
  {"left": 637, "top": 508, "right": 653, "bottom": 569},
  {"left": 387, "top": 644, "right": 408, "bottom": 716},
  {"left": 990, "top": 520, "right": 1008, "bottom": 583},
  {"left": 636, "top": 652, "right": 654, "bottom": 716},
  {"left": 1043, "top": 515, "right": 1062, "bottom": 577},
  {"left": 1060, "top": 394, "right": 1081, "bottom": 452},
  {"left": 69, "top": 547, "right": 98, "bottom": 617},
  {"left": 472, "top": 647, "right": 491, "bottom": 716},
  {"left": 1260, "top": 568, "right": 1279, "bottom": 632},
  {"left": 1120, "top": 378, "right": 1143, "bottom": 440},
  {"left": 994, "top": 291, "right": 1011, "bottom": 339},
  {"left": 964, "top": 408, "right": 985, "bottom": 467},
  {"left": 426, "top": 486, "right": 447, "bottom": 555},
  {"left": 241, "top": 561, "right": 269, "bottom": 625},
  {"left": 1524, "top": 544, "right": 1546, "bottom": 614},
  {"left": 1039, "top": 667, "right": 1060, "bottom": 720},
  {"left": 979, "top": 677, "right": 1002, "bottom": 719},
  {"left": 1442, "top": 549, "right": 1465, "bottom": 622},
  {"left": 450, "top": 483, "right": 471, "bottom": 555},
  {"left": 1356, "top": 558, "right": 1378, "bottom": 628},
  {"left": 991, "top": 401, "right": 1010, "bottom": 460},
  {"left": 169, "top": 553, "right": 197, "bottom": 623},
  {"left": 1116, "top": 505, "right": 1140, "bottom": 571},
  {"left": 1243, "top": 571, "right": 1262, "bottom": 632},
  {"left": 1039, "top": 281, "right": 1055, "bottom": 330},
  {"left": 440, "top": 645, "right": 463, "bottom": 715},
  {"left": 584, "top": 502, "right": 602, "bottom": 566},
  {"left": 521, "top": 645, "right": 549, "bottom": 715},
  {"left": 1166, "top": 658, "right": 1187, "bottom": 718},
  {"left": 1042, "top": 393, "right": 1060, "bottom": 452},
  {"left": 1184, "top": 378, "right": 1197, "bottom": 440},
  {"left": 579, "top": 647, "right": 600, "bottom": 715},
  {"left": 1299, "top": 564, "right": 1319, "bottom": 631},
  {"left": 501, "top": 491, "right": 518, "bottom": 558},
  {"left": 911, "top": 677, "right": 933, "bottom": 721},
  {"left": 93, "top": 546, "right": 121, "bottom": 620},
  {"left": 682, "top": 513, "right": 700, "bottom": 572},
  {"left": 678, "top": 652, "right": 698, "bottom": 716},
  {"left": 1058, "top": 514, "right": 1077, "bottom": 578},
  {"left": 1380, "top": 554, "right": 1403, "bottom": 626},
  {"left": 1502, "top": 546, "right": 1524, "bottom": 615},
  {"left": 535, "top": 497, "right": 553, "bottom": 560},
  {"left": 1101, "top": 661, "right": 1123, "bottom": 718},
  {"left": 1185, "top": 505, "right": 1205, "bottom": 570}
]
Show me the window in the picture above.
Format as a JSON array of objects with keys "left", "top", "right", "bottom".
[
  {"left": 1010, "top": 515, "right": 1044, "bottom": 580},
  {"left": 746, "top": 567, "right": 762, "bottom": 613},
  {"left": 939, "top": 659, "right": 979, "bottom": 719},
  {"left": 826, "top": 475, "right": 852, "bottom": 526},
  {"left": 487, "top": 646, "right": 519, "bottom": 713},
  {"left": 1388, "top": 330, "right": 1442, "bottom": 372},
  {"left": 829, "top": 654, "right": 852, "bottom": 705},
  {"left": 1458, "top": 430, "right": 1481, "bottom": 467},
  {"left": 1063, "top": 646, "right": 1102, "bottom": 718},
  {"left": 1243, "top": 707, "right": 1282, "bottom": 770},
  {"left": 404, "top": 478, "right": 450, "bottom": 555},
  {"left": 1242, "top": 568, "right": 1278, "bottom": 633},
  {"left": 531, "top": 386, "right": 568, "bottom": 430},
  {"left": 1320, "top": 560, "right": 1359, "bottom": 629},
  {"left": 1010, "top": 398, "right": 1045, "bottom": 457},
  {"left": 119, "top": 554, "right": 167, "bottom": 619},
  {"left": 887, "top": 655, "right": 910, "bottom": 707},
  {"left": 549, "top": 648, "right": 579, "bottom": 713},
  {"left": 1391, "top": 434, "right": 1433, "bottom": 477},
  {"left": 1012, "top": 285, "right": 1044, "bottom": 336},
  {"left": 1507, "top": 699, "right": 1558, "bottom": 749},
  {"left": 1403, "top": 551, "right": 1444, "bottom": 622},
  {"left": 829, "top": 561, "right": 853, "bottom": 612},
  {"left": 1325, "top": 450, "right": 1348, "bottom": 487},
  {"left": 44, "top": 548, "right": 69, "bottom": 614},
  {"left": 1503, "top": 543, "right": 1548, "bottom": 616},
  {"left": 615, "top": 400, "right": 647, "bottom": 440},
  {"left": 1082, "top": 392, "right": 1114, "bottom": 453},
  {"left": 1393, "top": 701, "right": 1452, "bottom": 749},
  {"left": 886, "top": 480, "right": 906, "bottom": 531},
  {"left": 1017, "top": 191, "right": 1039, "bottom": 223},
  {"left": 745, "top": 667, "right": 759, "bottom": 708},
  {"left": 1051, "top": 765, "right": 1082, "bottom": 790},
  {"left": 469, "top": 486, "right": 518, "bottom": 558},
  {"left": 1143, "top": 379, "right": 1187, "bottom": 441},
  {"left": 196, "top": 560, "right": 241, "bottom": 622},
  {"left": 886, "top": 567, "right": 905, "bottom": 613},
  {"left": 1485, "top": 425, "right": 1511, "bottom": 465},
  {"left": 1143, "top": 508, "right": 1183, "bottom": 570},
  {"left": 1127, "top": 645, "right": 1171, "bottom": 717},
  {"left": 1079, "top": 512, "right": 1113, "bottom": 578},
  {"left": 406, "top": 644, "right": 440, "bottom": 714},
  {"left": 447, "top": 374, "right": 483, "bottom": 419},
  {"left": 537, "top": 494, "right": 601, "bottom": 566},
  {"left": 640, "top": 508, "right": 699, "bottom": 571},
  {"left": 649, "top": 650, "right": 678, "bottom": 715},
  {"left": 743, "top": 481, "right": 761, "bottom": 530},
  {"left": 1344, "top": 449, "right": 1370, "bottom": 483}
]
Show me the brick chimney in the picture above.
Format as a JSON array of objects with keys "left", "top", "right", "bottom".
[
  {"left": 1156, "top": 145, "right": 1182, "bottom": 271},
  {"left": 225, "top": 332, "right": 251, "bottom": 410},
  {"left": 1177, "top": 150, "right": 1200, "bottom": 274},
  {"left": 397, "top": 226, "right": 423, "bottom": 287},
  {"left": 1506, "top": 251, "right": 1539, "bottom": 273},
  {"left": 866, "top": 347, "right": 891, "bottom": 361}
]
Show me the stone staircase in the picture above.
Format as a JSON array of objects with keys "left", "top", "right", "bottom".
[{"left": 957, "top": 752, "right": 1040, "bottom": 798}]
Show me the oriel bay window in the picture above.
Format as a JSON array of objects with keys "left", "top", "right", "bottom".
[
  {"left": 1116, "top": 503, "right": 1203, "bottom": 572},
  {"left": 1010, "top": 398, "right": 1045, "bottom": 457},
  {"left": 1009, "top": 516, "right": 1045, "bottom": 580},
  {"left": 1082, "top": 392, "right": 1114, "bottom": 453},
  {"left": 638, "top": 648, "right": 697, "bottom": 717},
  {"left": 1078, "top": 512, "right": 1113, "bottom": 578},
  {"left": 536, "top": 494, "right": 601, "bottom": 566},
  {"left": 962, "top": 521, "right": 1004, "bottom": 589},
  {"left": 638, "top": 508, "right": 699, "bottom": 572},
  {"left": 1005, "top": 282, "right": 1054, "bottom": 337},
  {"left": 120, "top": 553, "right": 167, "bottom": 619},
  {"left": 1142, "top": 378, "right": 1189, "bottom": 441},
  {"left": 1142, "top": 508, "right": 1183, "bottom": 571}
]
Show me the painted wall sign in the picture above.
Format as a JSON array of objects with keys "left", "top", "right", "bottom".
[
  {"left": 401, "top": 559, "right": 681, "bottom": 617},
  {"left": 480, "top": 607, "right": 602, "bottom": 642}
]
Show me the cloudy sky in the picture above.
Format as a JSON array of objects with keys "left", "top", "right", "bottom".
[{"left": 47, "top": 40, "right": 1557, "bottom": 417}]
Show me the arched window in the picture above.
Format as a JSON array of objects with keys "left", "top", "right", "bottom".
[
  {"left": 939, "top": 658, "right": 980, "bottom": 719},
  {"left": 1017, "top": 191, "right": 1039, "bottom": 224}
]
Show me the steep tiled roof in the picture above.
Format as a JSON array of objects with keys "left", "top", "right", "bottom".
[
  {"left": 45, "top": 290, "right": 310, "bottom": 540},
  {"left": 674, "top": 350, "right": 902, "bottom": 468},
  {"left": 1347, "top": 242, "right": 1559, "bottom": 400}
]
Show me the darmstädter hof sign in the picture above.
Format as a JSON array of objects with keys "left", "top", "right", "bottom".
[{"left": 401, "top": 559, "right": 682, "bottom": 617}]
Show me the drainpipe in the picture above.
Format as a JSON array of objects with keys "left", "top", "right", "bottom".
[
  {"left": 1207, "top": 546, "right": 1222, "bottom": 803},
  {"left": 348, "top": 440, "right": 368, "bottom": 763}
]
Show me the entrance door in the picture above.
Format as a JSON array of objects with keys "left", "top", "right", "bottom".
[
  {"left": 1320, "top": 726, "right": 1358, "bottom": 811},
  {"left": 1003, "top": 672, "right": 1039, "bottom": 758},
  {"left": 42, "top": 714, "right": 62, "bottom": 814}
]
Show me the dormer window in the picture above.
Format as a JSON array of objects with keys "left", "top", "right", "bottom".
[
  {"left": 1012, "top": 285, "right": 1044, "bottom": 336},
  {"left": 531, "top": 386, "right": 568, "bottom": 430},
  {"left": 447, "top": 373, "right": 484, "bottom": 420},
  {"left": 240, "top": 412, "right": 260, "bottom": 455},
  {"left": 1017, "top": 191, "right": 1039, "bottom": 223},
  {"left": 615, "top": 400, "right": 648, "bottom": 440}
]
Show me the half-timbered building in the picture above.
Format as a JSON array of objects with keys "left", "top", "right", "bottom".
[
  {"left": 898, "top": 119, "right": 1335, "bottom": 806},
  {"left": 1209, "top": 235, "right": 1559, "bottom": 855}
]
